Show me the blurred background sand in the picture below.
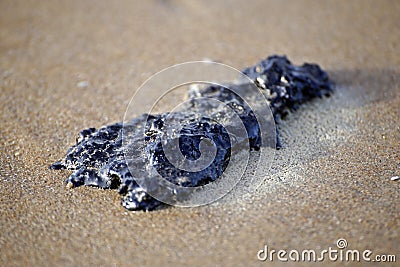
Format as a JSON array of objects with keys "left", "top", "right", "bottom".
[{"left": 1, "top": 0, "right": 399, "bottom": 266}]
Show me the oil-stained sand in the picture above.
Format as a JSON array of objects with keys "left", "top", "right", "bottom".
[{"left": 1, "top": 1, "right": 399, "bottom": 266}]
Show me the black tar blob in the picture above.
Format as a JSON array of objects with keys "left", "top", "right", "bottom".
[{"left": 51, "top": 55, "right": 332, "bottom": 211}]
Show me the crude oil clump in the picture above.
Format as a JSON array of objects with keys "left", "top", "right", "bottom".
[{"left": 51, "top": 55, "right": 332, "bottom": 211}]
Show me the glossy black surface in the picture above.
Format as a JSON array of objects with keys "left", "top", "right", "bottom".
[{"left": 51, "top": 55, "right": 332, "bottom": 211}]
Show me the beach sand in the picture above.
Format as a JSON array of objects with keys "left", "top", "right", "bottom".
[{"left": 1, "top": 1, "right": 399, "bottom": 266}]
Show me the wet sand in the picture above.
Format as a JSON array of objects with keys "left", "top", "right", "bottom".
[{"left": 1, "top": 1, "right": 399, "bottom": 266}]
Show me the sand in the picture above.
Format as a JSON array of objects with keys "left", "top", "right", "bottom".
[{"left": 1, "top": 0, "right": 399, "bottom": 266}]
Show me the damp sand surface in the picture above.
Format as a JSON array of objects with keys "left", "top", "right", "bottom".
[{"left": 1, "top": 1, "right": 400, "bottom": 266}]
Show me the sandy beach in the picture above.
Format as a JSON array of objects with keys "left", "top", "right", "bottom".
[{"left": 1, "top": 0, "right": 399, "bottom": 266}]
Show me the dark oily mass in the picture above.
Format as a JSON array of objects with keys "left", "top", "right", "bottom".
[{"left": 51, "top": 55, "right": 333, "bottom": 211}]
